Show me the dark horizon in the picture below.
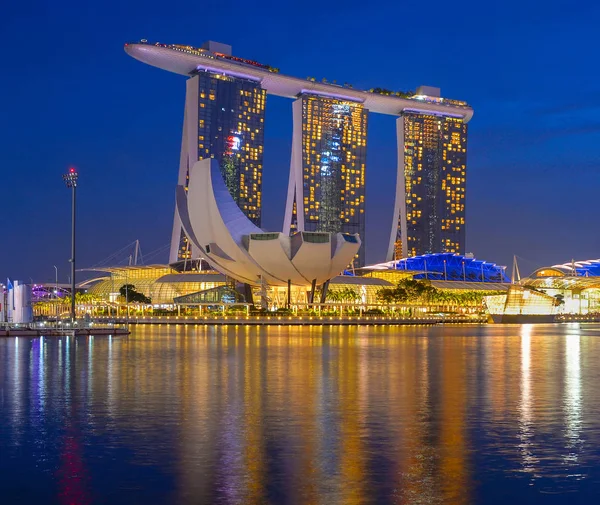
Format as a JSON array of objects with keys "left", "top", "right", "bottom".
[{"left": 2, "top": 0, "right": 599, "bottom": 284}]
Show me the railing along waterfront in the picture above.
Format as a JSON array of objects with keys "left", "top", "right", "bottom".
[
  {"left": 90, "top": 314, "right": 486, "bottom": 326},
  {"left": 0, "top": 320, "right": 129, "bottom": 336},
  {"left": 557, "top": 313, "right": 600, "bottom": 323}
]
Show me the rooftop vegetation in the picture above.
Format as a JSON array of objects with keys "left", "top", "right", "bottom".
[{"left": 368, "top": 88, "right": 414, "bottom": 98}]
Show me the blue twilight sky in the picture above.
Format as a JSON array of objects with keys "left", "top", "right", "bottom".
[{"left": 1, "top": 0, "right": 599, "bottom": 283}]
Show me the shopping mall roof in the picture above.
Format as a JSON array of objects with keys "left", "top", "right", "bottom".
[
  {"left": 124, "top": 42, "right": 473, "bottom": 120},
  {"left": 524, "top": 259, "right": 600, "bottom": 290},
  {"left": 523, "top": 276, "right": 600, "bottom": 291},
  {"left": 360, "top": 253, "right": 510, "bottom": 283},
  {"left": 156, "top": 273, "right": 227, "bottom": 283},
  {"left": 429, "top": 281, "right": 509, "bottom": 291},
  {"left": 330, "top": 276, "right": 392, "bottom": 287},
  {"left": 78, "top": 264, "right": 175, "bottom": 275},
  {"left": 529, "top": 259, "right": 600, "bottom": 279}
]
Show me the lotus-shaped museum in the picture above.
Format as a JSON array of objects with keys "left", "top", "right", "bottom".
[{"left": 176, "top": 159, "right": 361, "bottom": 288}]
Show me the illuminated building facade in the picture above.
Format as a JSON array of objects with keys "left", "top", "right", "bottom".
[
  {"left": 169, "top": 43, "right": 266, "bottom": 264},
  {"left": 284, "top": 94, "right": 368, "bottom": 266},
  {"left": 363, "top": 253, "right": 508, "bottom": 283},
  {"left": 388, "top": 87, "right": 468, "bottom": 259},
  {"left": 194, "top": 72, "right": 265, "bottom": 223},
  {"left": 520, "top": 259, "right": 600, "bottom": 315},
  {"left": 125, "top": 43, "right": 473, "bottom": 270}
]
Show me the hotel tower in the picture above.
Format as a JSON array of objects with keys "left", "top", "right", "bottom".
[
  {"left": 283, "top": 94, "right": 368, "bottom": 266},
  {"left": 388, "top": 86, "right": 469, "bottom": 260},
  {"left": 124, "top": 41, "right": 473, "bottom": 269},
  {"left": 164, "top": 42, "right": 266, "bottom": 264}
]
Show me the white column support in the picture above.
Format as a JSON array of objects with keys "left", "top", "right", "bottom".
[
  {"left": 283, "top": 98, "right": 305, "bottom": 233},
  {"left": 386, "top": 116, "right": 407, "bottom": 261},
  {"left": 170, "top": 76, "right": 200, "bottom": 263}
]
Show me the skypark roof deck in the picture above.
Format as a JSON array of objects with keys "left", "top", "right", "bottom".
[{"left": 124, "top": 41, "right": 474, "bottom": 121}]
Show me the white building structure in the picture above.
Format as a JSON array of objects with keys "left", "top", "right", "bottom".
[
  {"left": 6, "top": 280, "right": 33, "bottom": 324},
  {"left": 176, "top": 158, "right": 360, "bottom": 288}
]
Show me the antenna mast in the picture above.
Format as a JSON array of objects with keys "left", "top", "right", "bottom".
[
  {"left": 134, "top": 240, "right": 139, "bottom": 266},
  {"left": 511, "top": 255, "right": 521, "bottom": 284}
]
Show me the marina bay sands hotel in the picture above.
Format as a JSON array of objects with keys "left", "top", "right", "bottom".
[{"left": 125, "top": 41, "right": 473, "bottom": 267}]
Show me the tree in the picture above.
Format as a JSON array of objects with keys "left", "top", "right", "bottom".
[
  {"left": 119, "top": 284, "right": 151, "bottom": 304},
  {"left": 395, "top": 279, "right": 435, "bottom": 301},
  {"left": 376, "top": 285, "right": 409, "bottom": 304},
  {"left": 376, "top": 278, "right": 501, "bottom": 310},
  {"left": 341, "top": 287, "right": 360, "bottom": 303},
  {"left": 326, "top": 289, "right": 341, "bottom": 302},
  {"left": 376, "top": 288, "right": 396, "bottom": 304},
  {"left": 59, "top": 292, "right": 104, "bottom": 306},
  {"left": 326, "top": 288, "right": 361, "bottom": 304}
]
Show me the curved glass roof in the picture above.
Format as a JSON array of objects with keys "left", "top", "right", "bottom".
[
  {"left": 523, "top": 276, "right": 600, "bottom": 291},
  {"left": 358, "top": 253, "right": 509, "bottom": 283},
  {"left": 530, "top": 259, "right": 600, "bottom": 278}
]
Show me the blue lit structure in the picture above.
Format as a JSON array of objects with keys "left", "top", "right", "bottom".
[
  {"left": 572, "top": 261, "right": 600, "bottom": 277},
  {"left": 530, "top": 259, "right": 600, "bottom": 278},
  {"left": 362, "top": 253, "right": 510, "bottom": 283}
]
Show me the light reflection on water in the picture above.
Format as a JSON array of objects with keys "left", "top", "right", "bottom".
[
  {"left": 519, "top": 325, "right": 535, "bottom": 477},
  {"left": 2, "top": 324, "right": 600, "bottom": 504}
]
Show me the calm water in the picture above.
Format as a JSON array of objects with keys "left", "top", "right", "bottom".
[{"left": 2, "top": 324, "right": 600, "bottom": 504}]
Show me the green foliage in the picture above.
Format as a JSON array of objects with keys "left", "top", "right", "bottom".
[
  {"left": 249, "top": 308, "right": 271, "bottom": 316},
  {"left": 119, "top": 284, "right": 152, "bottom": 304},
  {"left": 222, "top": 155, "right": 240, "bottom": 204},
  {"left": 368, "top": 87, "right": 414, "bottom": 97},
  {"left": 225, "top": 305, "right": 249, "bottom": 315},
  {"left": 376, "top": 279, "right": 435, "bottom": 303},
  {"left": 152, "top": 308, "right": 177, "bottom": 316},
  {"left": 364, "top": 308, "right": 384, "bottom": 315},
  {"left": 44, "top": 292, "right": 104, "bottom": 307},
  {"left": 326, "top": 287, "right": 361, "bottom": 303},
  {"left": 377, "top": 279, "right": 498, "bottom": 307}
]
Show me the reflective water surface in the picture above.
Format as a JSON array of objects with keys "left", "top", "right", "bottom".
[{"left": 2, "top": 324, "right": 600, "bottom": 504}]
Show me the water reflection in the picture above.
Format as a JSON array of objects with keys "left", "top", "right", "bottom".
[
  {"left": 2, "top": 324, "right": 600, "bottom": 504},
  {"left": 564, "top": 328, "right": 582, "bottom": 465},
  {"left": 519, "top": 324, "right": 537, "bottom": 476}
]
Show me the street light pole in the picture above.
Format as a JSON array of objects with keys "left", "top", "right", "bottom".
[
  {"left": 125, "top": 268, "right": 129, "bottom": 328},
  {"left": 53, "top": 265, "right": 58, "bottom": 326},
  {"left": 63, "top": 167, "right": 78, "bottom": 325}
]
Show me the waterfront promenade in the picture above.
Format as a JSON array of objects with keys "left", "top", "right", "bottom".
[
  {"left": 93, "top": 314, "right": 484, "bottom": 326},
  {"left": 1, "top": 314, "right": 485, "bottom": 336},
  {"left": 0, "top": 324, "right": 129, "bottom": 337}
]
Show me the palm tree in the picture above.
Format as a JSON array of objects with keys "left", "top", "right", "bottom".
[
  {"left": 342, "top": 288, "right": 360, "bottom": 303},
  {"left": 377, "top": 288, "right": 395, "bottom": 304},
  {"left": 326, "top": 289, "right": 342, "bottom": 303}
]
